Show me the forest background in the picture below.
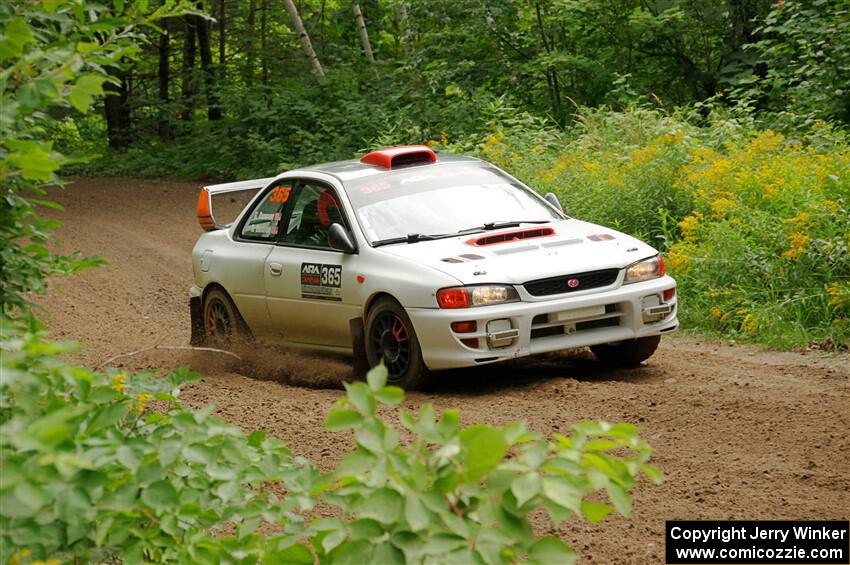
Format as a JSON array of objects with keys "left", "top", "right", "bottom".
[{"left": 54, "top": 0, "right": 850, "bottom": 349}]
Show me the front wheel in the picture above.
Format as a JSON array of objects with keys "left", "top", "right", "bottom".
[
  {"left": 365, "top": 298, "right": 429, "bottom": 389},
  {"left": 590, "top": 335, "right": 661, "bottom": 367}
]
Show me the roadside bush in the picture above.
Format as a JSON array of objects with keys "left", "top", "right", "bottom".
[
  {"left": 480, "top": 107, "right": 850, "bottom": 349},
  {"left": 1, "top": 334, "right": 661, "bottom": 564}
]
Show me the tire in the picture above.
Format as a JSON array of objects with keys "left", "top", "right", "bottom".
[
  {"left": 590, "top": 335, "right": 661, "bottom": 367},
  {"left": 365, "top": 298, "right": 430, "bottom": 389},
  {"left": 202, "top": 287, "right": 247, "bottom": 346}
]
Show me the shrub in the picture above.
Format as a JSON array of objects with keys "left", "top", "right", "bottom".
[
  {"left": 479, "top": 107, "right": 850, "bottom": 349},
  {"left": 1, "top": 333, "right": 661, "bottom": 564}
]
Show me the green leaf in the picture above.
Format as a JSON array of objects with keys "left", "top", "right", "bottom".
[
  {"left": 238, "top": 515, "right": 261, "bottom": 539},
  {"left": 68, "top": 74, "right": 107, "bottom": 113},
  {"left": 459, "top": 425, "right": 508, "bottom": 481},
  {"left": 375, "top": 385, "right": 404, "bottom": 406},
  {"left": 423, "top": 533, "right": 467, "bottom": 555},
  {"left": 366, "top": 364, "right": 388, "bottom": 391},
  {"left": 404, "top": 494, "right": 430, "bottom": 531},
  {"left": 606, "top": 483, "right": 632, "bottom": 516},
  {"left": 352, "top": 487, "right": 403, "bottom": 525},
  {"left": 0, "top": 17, "right": 34, "bottom": 59},
  {"left": 325, "top": 408, "right": 363, "bottom": 431},
  {"left": 327, "top": 539, "right": 373, "bottom": 564},
  {"left": 580, "top": 500, "right": 613, "bottom": 523},
  {"left": 268, "top": 543, "right": 313, "bottom": 564},
  {"left": 348, "top": 518, "right": 384, "bottom": 540},
  {"left": 528, "top": 536, "right": 576, "bottom": 565},
  {"left": 642, "top": 463, "right": 665, "bottom": 484},
  {"left": 511, "top": 472, "right": 541, "bottom": 507},
  {"left": 14, "top": 481, "right": 47, "bottom": 513},
  {"left": 541, "top": 477, "right": 581, "bottom": 513},
  {"left": 345, "top": 382, "right": 376, "bottom": 416},
  {"left": 141, "top": 480, "right": 177, "bottom": 510},
  {"left": 372, "top": 541, "right": 404, "bottom": 564}
]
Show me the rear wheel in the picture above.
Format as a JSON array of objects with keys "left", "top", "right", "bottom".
[
  {"left": 590, "top": 335, "right": 660, "bottom": 367},
  {"left": 203, "top": 288, "right": 245, "bottom": 346},
  {"left": 365, "top": 298, "right": 429, "bottom": 389}
]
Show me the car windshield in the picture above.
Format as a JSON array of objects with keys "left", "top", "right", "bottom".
[{"left": 344, "top": 163, "right": 562, "bottom": 244}]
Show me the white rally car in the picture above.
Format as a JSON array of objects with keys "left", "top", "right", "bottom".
[{"left": 190, "top": 145, "right": 677, "bottom": 388}]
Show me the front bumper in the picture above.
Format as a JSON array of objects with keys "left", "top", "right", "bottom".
[{"left": 408, "top": 275, "right": 678, "bottom": 370}]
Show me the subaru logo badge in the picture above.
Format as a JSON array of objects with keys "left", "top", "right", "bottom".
[{"left": 567, "top": 278, "right": 580, "bottom": 288}]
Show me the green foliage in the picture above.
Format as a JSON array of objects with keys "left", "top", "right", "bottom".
[
  {"left": 1, "top": 337, "right": 660, "bottom": 563},
  {"left": 479, "top": 107, "right": 850, "bottom": 349},
  {"left": 0, "top": 330, "right": 318, "bottom": 563},
  {"left": 317, "top": 365, "right": 660, "bottom": 564},
  {"left": 739, "top": 0, "right": 850, "bottom": 125},
  {"left": 0, "top": 0, "right": 191, "bottom": 321}
]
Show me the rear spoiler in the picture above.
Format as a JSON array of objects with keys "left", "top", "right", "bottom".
[{"left": 196, "top": 177, "right": 276, "bottom": 231}]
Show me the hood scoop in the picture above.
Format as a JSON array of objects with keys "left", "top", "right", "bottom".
[{"left": 467, "top": 226, "right": 555, "bottom": 247}]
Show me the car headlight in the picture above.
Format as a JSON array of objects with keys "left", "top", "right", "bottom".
[
  {"left": 436, "top": 285, "right": 520, "bottom": 308},
  {"left": 624, "top": 254, "right": 665, "bottom": 284}
]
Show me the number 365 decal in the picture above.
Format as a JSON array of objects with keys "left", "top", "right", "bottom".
[{"left": 300, "top": 263, "right": 342, "bottom": 301}]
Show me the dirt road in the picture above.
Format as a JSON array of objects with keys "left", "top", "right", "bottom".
[{"left": 40, "top": 177, "right": 849, "bottom": 563}]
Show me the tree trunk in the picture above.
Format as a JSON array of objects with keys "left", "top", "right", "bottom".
[
  {"left": 104, "top": 65, "right": 131, "bottom": 149},
  {"left": 218, "top": 0, "right": 226, "bottom": 67},
  {"left": 158, "top": 21, "right": 171, "bottom": 140},
  {"left": 282, "top": 0, "right": 324, "bottom": 75},
  {"left": 353, "top": 1, "right": 375, "bottom": 62},
  {"left": 397, "top": 1, "right": 413, "bottom": 55},
  {"left": 195, "top": 12, "right": 221, "bottom": 120},
  {"left": 181, "top": 15, "right": 197, "bottom": 121},
  {"left": 261, "top": 0, "right": 269, "bottom": 84},
  {"left": 246, "top": 0, "right": 256, "bottom": 86}
]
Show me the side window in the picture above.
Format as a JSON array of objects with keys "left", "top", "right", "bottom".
[
  {"left": 238, "top": 183, "right": 292, "bottom": 241},
  {"left": 284, "top": 182, "right": 346, "bottom": 249}
]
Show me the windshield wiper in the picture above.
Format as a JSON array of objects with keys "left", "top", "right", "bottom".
[
  {"left": 458, "top": 219, "right": 551, "bottom": 233},
  {"left": 372, "top": 233, "right": 440, "bottom": 247}
]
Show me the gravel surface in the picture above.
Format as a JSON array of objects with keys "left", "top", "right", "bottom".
[{"left": 39, "top": 177, "right": 849, "bottom": 563}]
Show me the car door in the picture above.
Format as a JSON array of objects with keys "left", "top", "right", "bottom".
[
  {"left": 263, "top": 179, "right": 361, "bottom": 348},
  {"left": 222, "top": 179, "right": 293, "bottom": 337}
]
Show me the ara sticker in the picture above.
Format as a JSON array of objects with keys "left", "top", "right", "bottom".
[
  {"left": 300, "top": 263, "right": 342, "bottom": 301},
  {"left": 268, "top": 186, "right": 291, "bottom": 204}
]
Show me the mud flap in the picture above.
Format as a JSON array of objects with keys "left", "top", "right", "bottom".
[
  {"left": 349, "top": 317, "right": 369, "bottom": 378},
  {"left": 190, "top": 296, "right": 205, "bottom": 346}
]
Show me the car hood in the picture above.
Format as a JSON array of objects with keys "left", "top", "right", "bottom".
[{"left": 374, "top": 219, "right": 658, "bottom": 285}]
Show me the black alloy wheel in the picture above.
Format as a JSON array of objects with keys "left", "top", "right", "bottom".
[{"left": 364, "top": 298, "right": 429, "bottom": 389}]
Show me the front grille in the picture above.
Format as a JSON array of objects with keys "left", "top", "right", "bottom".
[{"left": 523, "top": 268, "right": 619, "bottom": 297}]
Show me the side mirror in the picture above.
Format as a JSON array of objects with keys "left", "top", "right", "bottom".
[
  {"left": 544, "top": 192, "right": 564, "bottom": 213},
  {"left": 328, "top": 223, "right": 357, "bottom": 254}
]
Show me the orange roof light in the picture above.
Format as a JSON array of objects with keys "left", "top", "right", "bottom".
[{"left": 360, "top": 145, "right": 437, "bottom": 169}]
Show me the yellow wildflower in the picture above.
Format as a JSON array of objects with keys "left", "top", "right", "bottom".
[
  {"left": 629, "top": 144, "right": 659, "bottom": 167},
  {"left": 33, "top": 560, "right": 61, "bottom": 565},
  {"left": 741, "top": 314, "right": 758, "bottom": 334},
  {"left": 710, "top": 197, "right": 736, "bottom": 217},
  {"left": 746, "top": 130, "right": 785, "bottom": 154},
  {"left": 827, "top": 283, "right": 849, "bottom": 312},
  {"left": 710, "top": 306, "right": 723, "bottom": 319},
  {"left": 666, "top": 243, "right": 692, "bottom": 274},
  {"left": 440, "top": 130, "right": 449, "bottom": 146},
  {"left": 786, "top": 211, "right": 811, "bottom": 230},
  {"left": 678, "top": 212, "right": 703, "bottom": 242},
  {"left": 426, "top": 139, "right": 437, "bottom": 148},
  {"left": 111, "top": 373, "right": 126, "bottom": 393},
  {"left": 581, "top": 161, "right": 600, "bottom": 176},
  {"left": 11, "top": 549, "right": 31, "bottom": 565},
  {"left": 134, "top": 393, "right": 152, "bottom": 415},
  {"left": 783, "top": 232, "right": 811, "bottom": 260}
]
